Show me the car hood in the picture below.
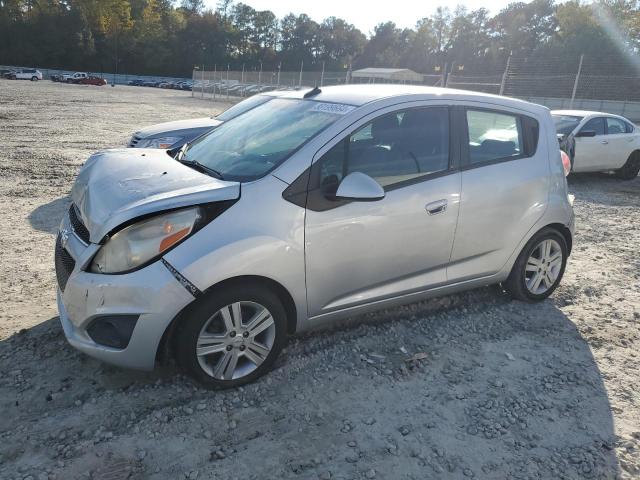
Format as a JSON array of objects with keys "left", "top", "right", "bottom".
[
  {"left": 71, "top": 148, "right": 240, "bottom": 243},
  {"left": 135, "top": 117, "right": 223, "bottom": 138}
]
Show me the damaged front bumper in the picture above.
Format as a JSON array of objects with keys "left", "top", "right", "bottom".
[{"left": 55, "top": 211, "right": 195, "bottom": 370}]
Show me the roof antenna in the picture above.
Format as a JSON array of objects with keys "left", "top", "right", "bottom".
[{"left": 304, "top": 85, "right": 321, "bottom": 98}]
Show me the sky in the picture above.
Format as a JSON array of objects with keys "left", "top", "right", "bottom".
[{"left": 204, "top": 0, "right": 516, "bottom": 35}]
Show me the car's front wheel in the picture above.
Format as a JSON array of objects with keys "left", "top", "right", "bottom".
[
  {"left": 176, "top": 284, "right": 287, "bottom": 389},
  {"left": 31, "top": 76, "right": 38, "bottom": 81},
  {"left": 504, "top": 228, "right": 568, "bottom": 302},
  {"left": 615, "top": 151, "right": 640, "bottom": 180}
]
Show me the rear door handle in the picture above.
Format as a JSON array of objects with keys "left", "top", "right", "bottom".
[
  {"left": 426, "top": 199, "right": 447, "bottom": 215},
  {"left": 600, "top": 140, "right": 608, "bottom": 144}
]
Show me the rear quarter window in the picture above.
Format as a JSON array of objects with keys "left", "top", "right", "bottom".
[{"left": 625, "top": 121, "right": 635, "bottom": 133}]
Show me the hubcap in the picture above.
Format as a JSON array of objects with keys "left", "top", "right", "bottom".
[
  {"left": 196, "top": 301, "right": 276, "bottom": 380},
  {"left": 524, "top": 239, "right": 563, "bottom": 295}
]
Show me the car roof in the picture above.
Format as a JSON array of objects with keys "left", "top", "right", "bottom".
[
  {"left": 267, "top": 84, "right": 549, "bottom": 114},
  {"left": 551, "top": 109, "right": 628, "bottom": 120}
]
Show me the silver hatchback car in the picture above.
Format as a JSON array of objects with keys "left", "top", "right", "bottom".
[{"left": 56, "top": 85, "right": 574, "bottom": 388}]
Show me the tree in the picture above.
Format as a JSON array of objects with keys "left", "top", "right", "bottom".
[{"left": 2, "top": 0, "right": 639, "bottom": 78}]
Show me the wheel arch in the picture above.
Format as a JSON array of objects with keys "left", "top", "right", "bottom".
[
  {"left": 545, "top": 222, "right": 573, "bottom": 254},
  {"left": 155, "top": 274, "right": 298, "bottom": 365}
]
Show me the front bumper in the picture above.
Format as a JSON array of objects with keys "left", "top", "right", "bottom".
[{"left": 55, "top": 212, "right": 195, "bottom": 370}]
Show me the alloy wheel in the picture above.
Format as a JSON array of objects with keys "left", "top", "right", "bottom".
[
  {"left": 196, "top": 301, "right": 276, "bottom": 380},
  {"left": 524, "top": 238, "right": 563, "bottom": 295}
]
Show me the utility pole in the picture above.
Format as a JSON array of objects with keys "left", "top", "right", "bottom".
[
  {"left": 258, "top": 61, "right": 262, "bottom": 86},
  {"left": 241, "top": 63, "right": 245, "bottom": 96},
  {"left": 277, "top": 62, "right": 281, "bottom": 86},
  {"left": 445, "top": 62, "right": 455, "bottom": 88},
  {"left": 320, "top": 61, "right": 325, "bottom": 87},
  {"left": 499, "top": 55, "right": 511, "bottom": 96},
  {"left": 213, "top": 64, "right": 217, "bottom": 101},
  {"left": 299, "top": 60, "right": 303, "bottom": 88},
  {"left": 570, "top": 54, "right": 584, "bottom": 108},
  {"left": 113, "top": 24, "right": 118, "bottom": 87}
]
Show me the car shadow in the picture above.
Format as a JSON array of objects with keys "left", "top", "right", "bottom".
[
  {"left": 28, "top": 195, "right": 71, "bottom": 235},
  {"left": 0, "top": 287, "right": 621, "bottom": 479}
]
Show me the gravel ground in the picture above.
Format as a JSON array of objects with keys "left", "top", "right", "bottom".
[{"left": 0, "top": 80, "right": 639, "bottom": 480}]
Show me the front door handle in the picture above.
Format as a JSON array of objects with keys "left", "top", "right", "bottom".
[
  {"left": 600, "top": 140, "right": 609, "bottom": 144},
  {"left": 426, "top": 199, "right": 447, "bottom": 215}
]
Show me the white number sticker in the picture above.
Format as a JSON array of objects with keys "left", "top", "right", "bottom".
[{"left": 309, "top": 103, "right": 356, "bottom": 115}]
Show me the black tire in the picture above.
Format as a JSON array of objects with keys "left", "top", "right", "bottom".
[
  {"left": 31, "top": 76, "right": 38, "bottom": 81},
  {"left": 504, "top": 228, "right": 568, "bottom": 302},
  {"left": 615, "top": 151, "right": 640, "bottom": 180},
  {"left": 175, "top": 283, "right": 287, "bottom": 389}
]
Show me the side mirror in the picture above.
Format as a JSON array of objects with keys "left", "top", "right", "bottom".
[
  {"left": 335, "top": 172, "right": 385, "bottom": 201},
  {"left": 576, "top": 130, "right": 596, "bottom": 138}
]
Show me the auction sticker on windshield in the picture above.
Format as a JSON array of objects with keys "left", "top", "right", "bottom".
[{"left": 309, "top": 103, "right": 356, "bottom": 115}]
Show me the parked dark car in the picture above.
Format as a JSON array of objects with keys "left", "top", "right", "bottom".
[{"left": 1, "top": 69, "right": 15, "bottom": 79}]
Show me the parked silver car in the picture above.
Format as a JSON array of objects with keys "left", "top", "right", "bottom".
[{"left": 56, "top": 85, "right": 574, "bottom": 388}]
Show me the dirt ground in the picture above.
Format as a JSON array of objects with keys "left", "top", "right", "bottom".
[{"left": 0, "top": 80, "right": 639, "bottom": 480}]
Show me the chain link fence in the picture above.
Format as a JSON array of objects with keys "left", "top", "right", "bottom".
[{"left": 192, "top": 55, "right": 640, "bottom": 120}]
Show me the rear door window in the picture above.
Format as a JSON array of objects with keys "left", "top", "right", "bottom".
[
  {"left": 605, "top": 117, "right": 627, "bottom": 135},
  {"left": 466, "top": 110, "right": 522, "bottom": 165}
]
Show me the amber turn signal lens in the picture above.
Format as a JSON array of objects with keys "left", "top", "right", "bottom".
[{"left": 159, "top": 227, "right": 191, "bottom": 252}]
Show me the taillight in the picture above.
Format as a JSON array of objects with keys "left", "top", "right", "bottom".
[{"left": 560, "top": 150, "right": 571, "bottom": 177}]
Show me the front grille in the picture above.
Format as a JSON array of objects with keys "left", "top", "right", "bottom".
[
  {"left": 129, "top": 134, "right": 141, "bottom": 147},
  {"left": 55, "top": 234, "right": 75, "bottom": 292},
  {"left": 68, "top": 205, "right": 90, "bottom": 244}
]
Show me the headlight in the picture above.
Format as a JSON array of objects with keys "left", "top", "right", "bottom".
[
  {"left": 90, "top": 207, "right": 201, "bottom": 274},
  {"left": 136, "top": 136, "right": 183, "bottom": 149}
]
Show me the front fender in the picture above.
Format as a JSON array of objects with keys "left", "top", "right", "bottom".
[{"left": 163, "top": 175, "right": 308, "bottom": 330}]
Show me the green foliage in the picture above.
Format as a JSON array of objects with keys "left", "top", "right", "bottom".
[{"left": 0, "top": 0, "right": 638, "bottom": 76}]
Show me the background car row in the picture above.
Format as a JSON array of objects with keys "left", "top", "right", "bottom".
[
  {"left": 127, "top": 78, "right": 193, "bottom": 90},
  {"left": 50, "top": 71, "right": 107, "bottom": 85}
]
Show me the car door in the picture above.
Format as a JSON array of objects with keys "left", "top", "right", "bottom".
[
  {"left": 573, "top": 116, "right": 608, "bottom": 172},
  {"left": 604, "top": 117, "right": 637, "bottom": 169},
  {"left": 303, "top": 105, "right": 461, "bottom": 318},
  {"left": 447, "top": 105, "right": 548, "bottom": 281}
]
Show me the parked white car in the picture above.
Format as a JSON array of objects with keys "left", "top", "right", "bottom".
[
  {"left": 552, "top": 110, "right": 640, "bottom": 179},
  {"left": 11, "top": 68, "right": 42, "bottom": 81}
]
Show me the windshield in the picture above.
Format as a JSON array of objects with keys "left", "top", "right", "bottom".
[
  {"left": 216, "top": 95, "right": 272, "bottom": 121},
  {"left": 553, "top": 115, "right": 583, "bottom": 136},
  {"left": 183, "top": 98, "right": 353, "bottom": 181}
]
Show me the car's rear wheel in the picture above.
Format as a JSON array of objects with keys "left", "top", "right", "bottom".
[
  {"left": 31, "top": 76, "right": 38, "bottom": 81},
  {"left": 176, "top": 284, "right": 287, "bottom": 389},
  {"left": 504, "top": 228, "right": 568, "bottom": 302},
  {"left": 615, "top": 151, "right": 640, "bottom": 180}
]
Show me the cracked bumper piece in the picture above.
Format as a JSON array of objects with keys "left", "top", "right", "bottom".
[{"left": 57, "top": 260, "right": 195, "bottom": 370}]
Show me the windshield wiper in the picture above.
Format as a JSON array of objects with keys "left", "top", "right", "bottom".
[
  {"left": 174, "top": 143, "right": 188, "bottom": 161},
  {"left": 177, "top": 158, "right": 225, "bottom": 180}
]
